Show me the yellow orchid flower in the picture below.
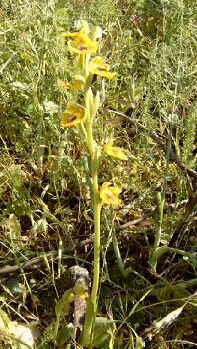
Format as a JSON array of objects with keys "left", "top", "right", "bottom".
[
  {"left": 61, "top": 104, "right": 85, "bottom": 128},
  {"left": 70, "top": 75, "right": 86, "bottom": 90},
  {"left": 89, "top": 56, "right": 116, "bottom": 79},
  {"left": 104, "top": 139, "right": 128, "bottom": 160},
  {"left": 57, "top": 75, "right": 85, "bottom": 91},
  {"left": 61, "top": 20, "right": 97, "bottom": 55},
  {"left": 100, "top": 182, "right": 121, "bottom": 206},
  {"left": 68, "top": 33, "right": 98, "bottom": 54}
]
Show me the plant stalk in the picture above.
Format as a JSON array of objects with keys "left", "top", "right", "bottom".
[{"left": 81, "top": 91, "right": 102, "bottom": 346}]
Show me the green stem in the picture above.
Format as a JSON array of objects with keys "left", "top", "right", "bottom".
[
  {"left": 91, "top": 164, "right": 101, "bottom": 305},
  {"left": 81, "top": 151, "right": 102, "bottom": 346},
  {"left": 81, "top": 90, "right": 101, "bottom": 346}
]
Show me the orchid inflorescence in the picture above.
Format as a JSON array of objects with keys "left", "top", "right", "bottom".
[
  {"left": 60, "top": 20, "right": 127, "bottom": 206},
  {"left": 58, "top": 20, "right": 128, "bottom": 345}
]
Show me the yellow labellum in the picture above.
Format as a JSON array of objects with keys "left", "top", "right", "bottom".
[
  {"left": 89, "top": 56, "right": 116, "bottom": 79},
  {"left": 61, "top": 104, "right": 85, "bottom": 128},
  {"left": 104, "top": 139, "right": 128, "bottom": 160},
  {"left": 100, "top": 182, "right": 121, "bottom": 206}
]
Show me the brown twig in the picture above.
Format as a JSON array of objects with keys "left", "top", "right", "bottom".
[
  {"left": 0, "top": 238, "right": 93, "bottom": 276},
  {"left": 117, "top": 212, "right": 153, "bottom": 231}
]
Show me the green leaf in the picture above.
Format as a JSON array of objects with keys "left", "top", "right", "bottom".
[
  {"left": 92, "top": 317, "right": 116, "bottom": 348},
  {"left": 56, "top": 323, "right": 73, "bottom": 346}
]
